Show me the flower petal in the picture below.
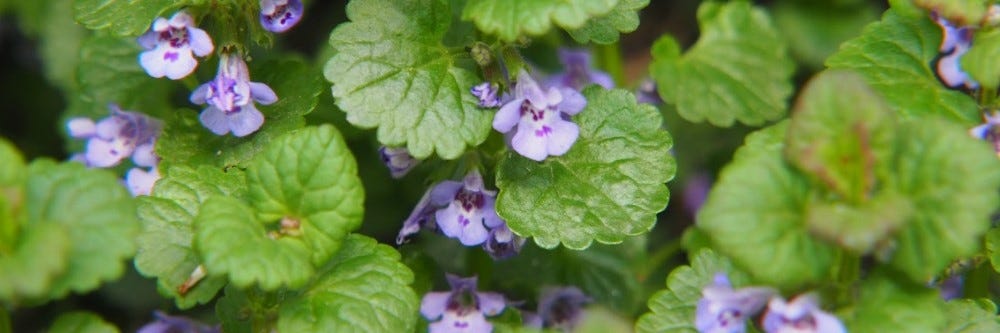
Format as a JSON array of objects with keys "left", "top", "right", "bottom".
[
  {"left": 199, "top": 107, "right": 230, "bottom": 135},
  {"left": 126, "top": 167, "right": 161, "bottom": 196},
  {"left": 132, "top": 142, "right": 159, "bottom": 167},
  {"left": 545, "top": 120, "right": 579, "bottom": 157},
  {"left": 557, "top": 87, "right": 586, "bottom": 115},
  {"left": 477, "top": 292, "right": 506, "bottom": 316},
  {"left": 227, "top": 106, "right": 265, "bottom": 137},
  {"left": 429, "top": 181, "right": 463, "bottom": 206},
  {"left": 249, "top": 82, "right": 278, "bottom": 105},
  {"left": 420, "top": 291, "right": 451, "bottom": 320},
  {"left": 493, "top": 98, "right": 524, "bottom": 133},
  {"left": 510, "top": 125, "right": 549, "bottom": 161},
  {"left": 190, "top": 83, "right": 211, "bottom": 105},
  {"left": 188, "top": 27, "right": 214, "bottom": 57},
  {"left": 67, "top": 118, "right": 96, "bottom": 138}
]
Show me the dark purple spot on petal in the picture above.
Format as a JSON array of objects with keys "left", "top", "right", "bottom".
[{"left": 163, "top": 52, "right": 179, "bottom": 62}]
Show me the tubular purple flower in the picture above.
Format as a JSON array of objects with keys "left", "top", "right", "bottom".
[
  {"left": 636, "top": 77, "right": 663, "bottom": 105},
  {"left": 138, "top": 11, "right": 213, "bottom": 80},
  {"left": 546, "top": 48, "right": 614, "bottom": 90},
  {"left": 125, "top": 139, "right": 162, "bottom": 196},
  {"left": 471, "top": 82, "right": 502, "bottom": 108},
  {"left": 537, "top": 287, "right": 591, "bottom": 330},
  {"left": 421, "top": 274, "right": 506, "bottom": 333},
  {"left": 969, "top": 111, "right": 1000, "bottom": 155},
  {"left": 932, "top": 13, "right": 978, "bottom": 89},
  {"left": 138, "top": 311, "right": 220, "bottom": 333},
  {"left": 695, "top": 273, "right": 776, "bottom": 333},
  {"left": 67, "top": 105, "right": 162, "bottom": 168},
  {"left": 482, "top": 224, "right": 524, "bottom": 260},
  {"left": 396, "top": 170, "right": 507, "bottom": 248},
  {"left": 761, "top": 295, "right": 845, "bottom": 333},
  {"left": 260, "top": 0, "right": 304, "bottom": 33},
  {"left": 379, "top": 146, "right": 420, "bottom": 178},
  {"left": 493, "top": 69, "right": 585, "bottom": 161},
  {"left": 190, "top": 53, "right": 277, "bottom": 137}
]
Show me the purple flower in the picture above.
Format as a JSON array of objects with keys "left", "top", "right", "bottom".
[
  {"left": 125, "top": 139, "right": 161, "bottom": 196},
  {"left": 536, "top": 287, "right": 590, "bottom": 330},
  {"left": 138, "top": 311, "right": 219, "bottom": 333},
  {"left": 970, "top": 111, "right": 1000, "bottom": 155},
  {"left": 762, "top": 295, "right": 845, "bottom": 333},
  {"left": 494, "top": 69, "right": 585, "bottom": 161},
  {"left": 67, "top": 105, "right": 162, "bottom": 168},
  {"left": 379, "top": 146, "right": 419, "bottom": 178},
  {"left": 421, "top": 274, "right": 506, "bottom": 333},
  {"left": 932, "top": 13, "right": 978, "bottom": 89},
  {"left": 397, "top": 170, "right": 507, "bottom": 247},
  {"left": 190, "top": 53, "right": 277, "bottom": 137},
  {"left": 938, "top": 275, "right": 964, "bottom": 301},
  {"left": 471, "top": 82, "right": 502, "bottom": 108},
  {"left": 137, "top": 11, "right": 213, "bottom": 80},
  {"left": 546, "top": 48, "right": 614, "bottom": 90},
  {"left": 260, "top": 0, "right": 304, "bottom": 33},
  {"left": 636, "top": 78, "right": 663, "bottom": 105},
  {"left": 482, "top": 224, "right": 524, "bottom": 260},
  {"left": 696, "top": 273, "right": 775, "bottom": 333}
]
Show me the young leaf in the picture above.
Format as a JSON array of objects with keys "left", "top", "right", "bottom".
[
  {"left": 845, "top": 271, "right": 945, "bottom": 332},
  {"left": 134, "top": 165, "right": 246, "bottom": 309},
  {"left": 496, "top": 88, "right": 674, "bottom": 249},
  {"left": 25, "top": 160, "right": 138, "bottom": 299},
  {"left": 245, "top": 125, "right": 364, "bottom": 267},
  {"left": 568, "top": 0, "right": 649, "bottom": 44},
  {"left": 826, "top": 9, "right": 979, "bottom": 123},
  {"left": 942, "top": 299, "right": 1000, "bottom": 332},
  {"left": 326, "top": 0, "right": 491, "bottom": 159},
  {"left": 634, "top": 249, "right": 751, "bottom": 333},
  {"left": 277, "top": 235, "right": 419, "bottom": 333},
  {"left": 48, "top": 311, "right": 118, "bottom": 333},
  {"left": 650, "top": 0, "right": 794, "bottom": 126},
  {"left": 195, "top": 195, "right": 315, "bottom": 289},
  {"left": 962, "top": 29, "right": 1000, "bottom": 90},
  {"left": 887, "top": 118, "right": 1000, "bottom": 281},
  {"left": 72, "top": 0, "right": 190, "bottom": 36},
  {"left": 697, "top": 123, "right": 838, "bottom": 288},
  {"left": 462, "top": 0, "right": 618, "bottom": 42}
]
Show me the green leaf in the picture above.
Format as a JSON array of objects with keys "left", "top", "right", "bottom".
[
  {"left": 804, "top": 193, "right": 913, "bottom": 255},
  {"left": 887, "top": 118, "right": 1000, "bottom": 281},
  {"left": 785, "top": 70, "right": 896, "bottom": 202},
  {"left": 914, "top": 0, "right": 988, "bottom": 25},
  {"left": 326, "top": 0, "right": 491, "bottom": 159},
  {"left": 462, "top": 0, "right": 618, "bottom": 42},
  {"left": 156, "top": 57, "right": 321, "bottom": 168},
  {"left": 568, "top": 0, "right": 648, "bottom": 44},
  {"left": 495, "top": 88, "right": 674, "bottom": 249},
  {"left": 48, "top": 311, "right": 118, "bottom": 333},
  {"left": 943, "top": 299, "right": 1000, "bottom": 332},
  {"left": 39, "top": 0, "right": 89, "bottom": 90},
  {"left": 195, "top": 195, "right": 314, "bottom": 289},
  {"left": 826, "top": 9, "right": 980, "bottom": 123},
  {"left": 988, "top": 228, "right": 1000, "bottom": 274},
  {"left": 134, "top": 165, "right": 246, "bottom": 309},
  {"left": 72, "top": 0, "right": 189, "bottom": 36},
  {"left": 25, "top": 160, "right": 137, "bottom": 299},
  {"left": 634, "top": 249, "right": 751, "bottom": 333},
  {"left": 845, "top": 271, "right": 945, "bottom": 332},
  {"left": 772, "top": 1, "right": 878, "bottom": 69},
  {"left": 215, "top": 284, "right": 253, "bottom": 333},
  {"left": 0, "top": 138, "right": 25, "bottom": 187},
  {"left": 246, "top": 125, "right": 364, "bottom": 267},
  {"left": 650, "top": 0, "right": 794, "bottom": 126},
  {"left": 697, "top": 123, "right": 838, "bottom": 288},
  {"left": 0, "top": 223, "right": 71, "bottom": 304},
  {"left": 963, "top": 29, "right": 1000, "bottom": 90},
  {"left": 277, "top": 234, "right": 419, "bottom": 333}
]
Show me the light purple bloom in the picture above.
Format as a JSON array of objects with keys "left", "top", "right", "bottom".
[
  {"left": 138, "top": 311, "right": 219, "bottom": 333},
  {"left": 421, "top": 274, "right": 506, "bottom": 333},
  {"left": 397, "top": 170, "right": 506, "bottom": 247},
  {"left": 137, "top": 11, "right": 213, "bottom": 80},
  {"left": 536, "top": 287, "right": 590, "bottom": 330},
  {"left": 970, "top": 111, "right": 1000, "bottom": 155},
  {"left": 932, "top": 12, "right": 978, "bottom": 89},
  {"left": 190, "top": 53, "right": 277, "bottom": 137},
  {"left": 762, "top": 295, "right": 845, "bottom": 333},
  {"left": 546, "top": 48, "right": 614, "bottom": 90},
  {"left": 125, "top": 139, "right": 161, "bottom": 196},
  {"left": 482, "top": 224, "right": 524, "bottom": 260},
  {"left": 494, "top": 69, "right": 585, "bottom": 161},
  {"left": 471, "top": 82, "right": 501, "bottom": 108},
  {"left": 67, "top": 105, "right": 162, "bottom": 168},
  {"left": 636, "top": 77, "right": 663, "bottom": 105},
  {"left": 938, "top": 275, "right": 964, "bottom": 301},
  {"left": 379, "top": 146, "right": 419, "bottom": 178},
  {"left": 260, "top": 0, "right": 304, "bottom": 33},
  {"left": 696, "top": 273, "right": 775, "bottom": 333}
]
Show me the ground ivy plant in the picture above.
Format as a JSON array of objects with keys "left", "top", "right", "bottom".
[{"left": 2, "top": 0, "right": 1000, "bottom": 332}]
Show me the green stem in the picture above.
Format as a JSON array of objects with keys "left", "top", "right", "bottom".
[
  {"left": 831, "top": 251, "right": 860, "bottom": 307},
  {"left": 595, "top": 43, "right": 625, "bottom": 87},
  {"left": 638, "top": 238, "right": 682, "bottom": 279}
]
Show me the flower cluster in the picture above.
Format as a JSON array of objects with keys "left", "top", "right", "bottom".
[
  {"left": 67, "top": 105, "right": 163, "bottom": 196},
  {"left": 397, "top": 170, "right": 524, "bottom": 260},
  {"left": 421, "top": 275, "right": 507, "bottom": 333},
  {"left": 931, "top": 12, "right": 977, "bottom": 90},
  {"left": 696, "top": 273, "right": 844, "bottom": 333}
]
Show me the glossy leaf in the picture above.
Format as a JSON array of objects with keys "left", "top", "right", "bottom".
[
  {"left": 462, "top": 0, "right": 618, "bottom": 42},
  {"left": 48, "top": 311, "right": 118, "bottom": 333},
  {"left": 73, "top": 0, "right": 190, "bottom": 36},
  {"left": 962, "top": 29, "right": 1000, "bottom": 90},
  {"left": 568, "top": 0, "right": 648, "bottom": 44},
  {"left": 943, "top": 299, "right": 1000, "bottom": 333}
]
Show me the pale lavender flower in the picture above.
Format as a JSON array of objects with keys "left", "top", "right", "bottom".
[
  {"left": 494, "top": 69, "right": 585, "bottom": 161},
  {"left": 762, "top": 295, "right": 845, "bottom": 333},
  {"left": 422, "top": 275, "right": 506, "bottom": 333},
  {"left": 190, "top": 53, "right": 277, "bottom": 137},
  {"left": 260, "top": 0, "right": 304, "bottom": 33},
  {"left": 537, "top": 287, "right": 590, "bottom": 330},
  {"left": 636, "top": 77, "right": 663, "bottom": 105},
  {"left": 546, "top": 48, "right": 614, "bottom": 90},
  {"left": 397, "top": 170, "right": 506, "bottom": 247},
  {"left": 696, "top": 273, "right": 776, "bottom": 333},
  {"left": 67, "top": 105, "right": 162, "bottom": 168},
  {"left": 138, "top": 311, "right": 219, "bottom": 333},
  {"left": 471, "top": 82, "right": 502, "bottom": 108},
  {"left": 482, "top": 224, "right": 524, "bottom": 260},
  {"left": 125, "top": 141, "right": 161, "bottom": 196},
  {"left": 932, "top": 12, "right": 978, "bottom": 89},
  {"left": 938, "top": 275, "right": 963, "bottom": 301},
  {"left": 379, "top": 146, "right": 419, "bottom": 178},
  {"left": 137, "top": 11, "right": 213, "bottom": 80},
  {"left": 970, "top": 111, "right": 1000, "bottom": 155}
]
